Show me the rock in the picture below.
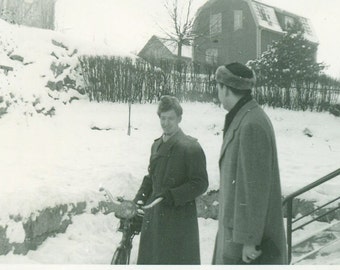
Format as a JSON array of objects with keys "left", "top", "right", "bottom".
[
  {"left": 44, "top": 107, "right": 55, "bottom": 117},
  {"left": 63, "top": 75, "right": 76, "bottom": 88},
  {"left": 0, "top": 202, "right": 87, "bottom": 255},
  {"left": 68, "top": 49, "right": 78, "bottom": 57},
  {"left": 0, "top": 226, "right": 11, "bottom": 255},
  {"left": 50, "top": 52, "right": 59, "bottom": 59},
  {"left": 46, "top": 80, "right": 57, "bottom": 90},
  {"left": 46, "top": 80, "right": 64, "bottom": 91},
  {"left": 329, "top": 104, "right": 340, "bottom": 117},
  {"left": 69, "top": 96, "right": 79, "bottom": 103},
  {"left": 0, "top": 103, "right": 8, "bottom": 117},
  {"left": 51, "top": 39, "right": 69, "bottom": 50},
  {"left": 303, "top": 128, "right": 313, "bottom": 137},
  {"left": 50, "top": 62, "right": 70, "bottom": 78},
  {"left": 55, "top": 80, "right": 64, "bottom": 91},
  {"left": 91, "top": 126, "right": 113, "bottom": 131},
  {"left": 9, "top": 54, "right": 24, "bottom": 62}
]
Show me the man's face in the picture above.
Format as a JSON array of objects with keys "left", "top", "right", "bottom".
[{"left": 159, "top": 109, "right": 181, "bottom": 135}]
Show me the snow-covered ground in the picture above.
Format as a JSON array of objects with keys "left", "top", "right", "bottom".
[
  {"left": 0, "top": 100, "right": 339, "bottom": 265},
  {"left": 0, "top": 17, "right": 340, "bottom": 266}
]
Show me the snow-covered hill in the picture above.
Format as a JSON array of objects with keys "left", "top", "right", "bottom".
[
  {"left": 0, "top": 17, "right": 135, "bottom": 121},
  {"left": 0, "top": 19, "right": 340, "bottom": 265}
]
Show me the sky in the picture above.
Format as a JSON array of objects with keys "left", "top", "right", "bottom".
[{"left": 55, "top": 0, "right": 340, "bottom": 79}]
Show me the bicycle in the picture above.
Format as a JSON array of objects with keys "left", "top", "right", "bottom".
[{"left": 99, "top": 186, "right": 162, "bottom": 264}]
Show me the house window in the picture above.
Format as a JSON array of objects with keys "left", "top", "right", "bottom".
[
  {"left": 234, "top": 10, "right": 243, "bottom": 31},
  {"left": 257, "top": 5, "right": 272, "bottom": 25},
  {"left": 210, "top": 13, "right": 222, "bottom": 35},
  {"left": 206, "top": 48, "right": 218, "bottom": 64},
  {"left": 284, "top": 16, "right": 294, "bottom": 29}
]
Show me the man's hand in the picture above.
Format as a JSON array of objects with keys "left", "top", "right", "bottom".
[
  {"left": 242, "top": 244, "right": 262, "bottom": 263},
  {"left": 135, "top": 200, "right": 145, "bottom": 216}
]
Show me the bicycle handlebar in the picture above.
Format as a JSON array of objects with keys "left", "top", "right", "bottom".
[
  {"left": 99, "top": 186, "right": 164, "bottom": 218},
  {"left": 142, "top": 197, "right": 163, "bottom": 209}
]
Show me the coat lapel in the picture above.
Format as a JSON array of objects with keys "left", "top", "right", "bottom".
[
  {"left": 153, "top": 129, "right": 183, "bottom": 157},
  {"left": 219, "top": 100, "right": 258, "bottom": 163}
]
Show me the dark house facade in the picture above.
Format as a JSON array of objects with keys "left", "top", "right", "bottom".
[
  {"left": 138, "top": 35, "right": 192, "bottom": 66},
  {"left": 192, "top": 0, "right": 318, "bottom": 67}
]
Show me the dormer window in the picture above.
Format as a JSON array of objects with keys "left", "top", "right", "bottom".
[{"left": 284, "top": 16, "right": 294, "bottom": 29}]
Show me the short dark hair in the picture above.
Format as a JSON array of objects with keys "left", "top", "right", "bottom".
[{"left": 157, "top": 95, "right": 183, "bottom": 117}]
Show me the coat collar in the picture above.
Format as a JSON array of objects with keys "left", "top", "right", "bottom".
[
  {"left": 153, "top": 129, "right": 184, "bottom": 156},
  {"left": 219, "top": 100, "right": 258, "bottom": 162}
]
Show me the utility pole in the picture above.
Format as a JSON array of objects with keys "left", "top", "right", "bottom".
[{"left": 127, "top": 100, "right": 131, "bottom": 136}]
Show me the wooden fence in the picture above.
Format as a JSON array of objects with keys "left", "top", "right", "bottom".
[{"left": 78, "top": 55, "right": 340, "bottom": 112}]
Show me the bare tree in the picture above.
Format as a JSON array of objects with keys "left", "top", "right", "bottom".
[{"left": 161, "top": 0, "right": 196, "bottom": 58}]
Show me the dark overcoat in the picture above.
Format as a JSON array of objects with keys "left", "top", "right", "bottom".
[
  {"left": 212, "top": 100, "right": 288, "bottom": 264},
  {"left": 134, "top": 129, "right": 209, "bottom": 264}
]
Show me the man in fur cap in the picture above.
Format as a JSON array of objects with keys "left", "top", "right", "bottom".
[{"left": 212, "top": 62, "right": 287, "bottom": 265}]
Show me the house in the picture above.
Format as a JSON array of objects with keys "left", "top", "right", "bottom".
[
  {"left": 192, "top": 0, "right": 318, "bottom": 67},
  {"left": 138, "top": 35, "right": 192, "bottom": 66},
  {"left": 0, "top": 0, "right": 56, "bottom": 30}
]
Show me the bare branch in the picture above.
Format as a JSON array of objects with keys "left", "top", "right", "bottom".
[{"left": 159, "top": 0, "right": 200, "bottom": 57}]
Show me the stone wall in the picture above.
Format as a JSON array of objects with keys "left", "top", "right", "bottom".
[
  {"left": 1, "top": 191, "right": 339, "bottom": 256},
  {"left": 0, "top": 202, "right": 86, "bottom": 255}
]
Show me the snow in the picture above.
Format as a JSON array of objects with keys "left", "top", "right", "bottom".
[
  {"left": 5, "top": 220, "right": 26, "bottom": 244},
  {"left": 1, "top": 15, "right": 340, "bottom": 266},
  {"left": 0, "top": 99, "right": 339, "bottom": 265}
]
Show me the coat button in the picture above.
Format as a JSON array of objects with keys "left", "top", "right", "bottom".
[{"left": 232, "top": 180, "right": 236, "bottom": 184}]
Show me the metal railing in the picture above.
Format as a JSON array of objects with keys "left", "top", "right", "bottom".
[{"left": 282, "top": 168, "right": 340, "bottom": 263}]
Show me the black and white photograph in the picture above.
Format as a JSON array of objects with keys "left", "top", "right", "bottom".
[{"left": 0, "top": 0, "right": 340, "bottom": 266}]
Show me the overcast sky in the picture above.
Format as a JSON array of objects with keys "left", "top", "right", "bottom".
[{"left": 55, "top": 0, "right": 340, "bottom": 78}]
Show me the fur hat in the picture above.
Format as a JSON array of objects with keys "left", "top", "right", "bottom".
[{"left": 215, "top": 62, "right": 256, "bottom": 90}]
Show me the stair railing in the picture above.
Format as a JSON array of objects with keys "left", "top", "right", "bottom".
[{"left": 282, "top": 168, "right": 340, "bottom": 264}]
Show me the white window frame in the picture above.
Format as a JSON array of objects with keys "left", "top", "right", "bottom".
[
  {"left": 210, "top": 13, "right": 222, "bottom": 35},
  {"left": 234, "top": 10, "right": 243, "bottom": 31},
  {"left": 206, "top": 48, "right": 218, "bottom": 65},
  {"left": 284, "top": 16, "right": 294, "bottom": 29},
  {"left": 258, "top": 5, "right": 272, "bottom": 25}
]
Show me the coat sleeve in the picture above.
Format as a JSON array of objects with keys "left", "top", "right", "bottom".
[
  {"left": 232, "top": 123, "right": 272, "bottom": 246},
  {"left": 170, "top": 141, "right": 209, "bottom": 206},
  {"left": 133, "top": 175, "right": 152, "bottom": 204},
  {"left": 133, "top": 142, "right": 156, "bottom": 204}
]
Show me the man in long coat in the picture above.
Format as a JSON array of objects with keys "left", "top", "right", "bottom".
[
  {"left": 133, "top": 95, "right": 209, "bottom": 264},
  {"left": 212, "top": 62, "right": 287, "bottom": 264}
]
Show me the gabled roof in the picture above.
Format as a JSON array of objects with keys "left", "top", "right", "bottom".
[
  {"left": 250, "top": 0, "right": 318, "bottom": 43},
  {"left": 156, "top": 36, "right": 192, "bottom": 59},
  {"left": 195, "top": 0, "right": 318, "bottom": 43}
]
